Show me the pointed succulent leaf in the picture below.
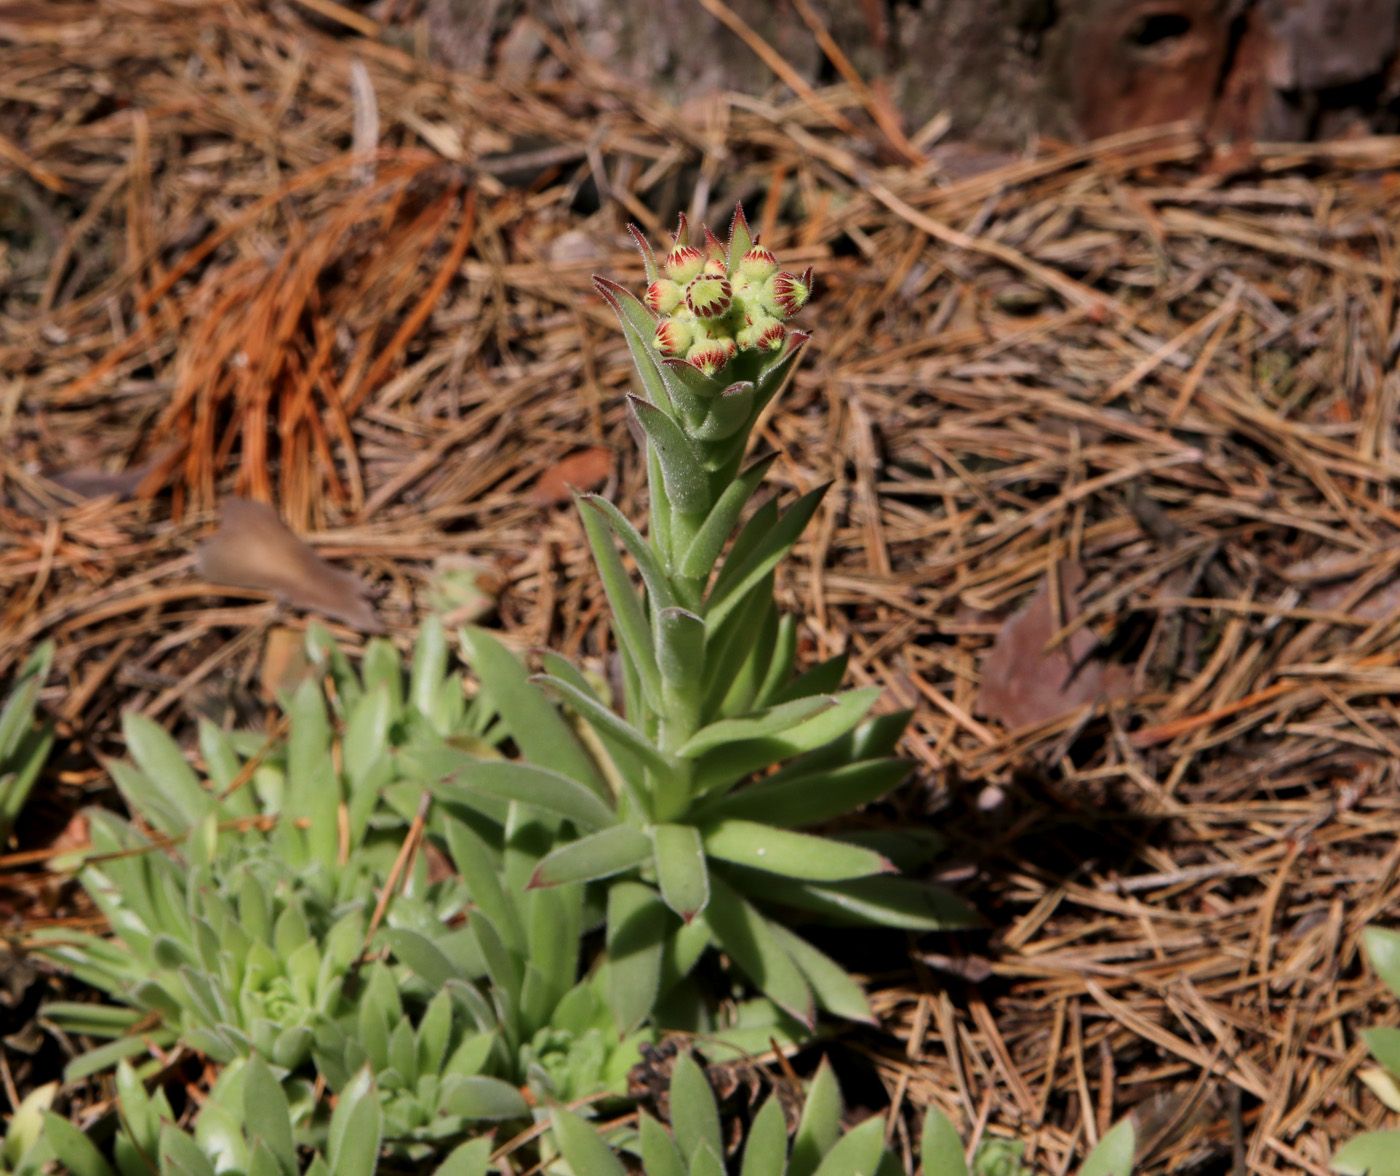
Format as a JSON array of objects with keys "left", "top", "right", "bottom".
[
  {"left": 679, "top": 696, "right": 834, "bottom": 758},
  {"left": 1364, "top": 926, "right": 1400, "bottom": 1003},
  {"left": 790, "top": 1059, "right": 843, "bottom": 1176},
  {"left": 705, "top": 483, "right": 830, "bottom": 630},
  {"left": 442, "top": 815, "right": 524, "bottom": 952},
  {"left": 692, "top": 688, "right": 883, "bottom": 796},
  {"left": 753, "top": 613, "right": 799, "bottom": 707},
  {"left": 702, "top": 873, "right": 812, "bottom": 1025},
  {"left": 327, "top": 1065, "right": 382, "bottom": 1176},
  {"left": 437, "top": 758, "right": 616, "bottom": 830},
  {"left": 1364, "top": 1026, "right": 1400, "bottom": 1078},
  {"left": 810, "top": 1115, "right": 888, "bottom": 1176},
  {"left": 1078, "top": 1118, "right": 1137, "bottom": 1176},
  {"left": 439, "top": 1075, "right": 530, "bottom": 1121},
  {"left": 1331, "top": 1131, "right": 1400, "bottom": 1176},
  {"left": 606, "top": 882, "right": 669, "bottom": 1033},
  {"left": 243, "top": 1056, "right": 296, "bottom": 1176},
  {"left": 121, "top": 713, "right": 213, "bottom": 836},
  {"left": 920, "top": 1105, "right": 968, "bottom": 1176},
  {"left": 529, "top": 825, "right": 653, "bottom": 888},
  {"left": 688, "top": 382, "right": 755, "bottom": 444},
  {"left": 739, "top": 1096, "right": 789, "bottom": 1176},
  {"left": 630, "top": 396, "right": 710, "bottom": 514},
  {"left": 727, "top": 871, "right": 980, "bottom": 932},
  {"left": 581, "top": 494, "right": 677, "bottom": 610},
  {"left": 678, "top": 453, "right": 779, "bottom": 582},
  {"left": 579, "top": 497, "right": 664, "bottom": 709},
  {"left": 593, "top": 276, "right": 674, "bottom": 418},
  {"left": 657, "top": 607, "right": 706, "bottom": 703},
  {"left": 549, "top": 1106, "right": 629, "bottom": 1176},
  {"left": 652, "top": 824, "right": 709, "bottom": 921},
  {"left": 695, "top": 758, "right": 910, "bottom": 828},
  {"left": 767, "top": 922, "right": 874, "bottom": 1023},
  {"left": 381, "top": 928, "right": 460, "bottom": 989},
  {"left": 700, "top": 820, "right": 893, "bottom": 881},
  {"left": 531, "top": 674, "right": 674, "bottom": 778},
  {"left": 670, "top": 1051, "right": 723, "bottom": 1168},
  {"left": 460, "top": 626, "right": 607, "bottom": 795},
  {"left": 770, "top": 652, "right": 850, "bottom": 706},
  {"left": 42, "top": 1114, "right": 117, "bottom": 1176},
  {"left": 727, "top": 204, "right": 754, "bottom": 268},
  {"left": 639, "top": 1112, "right": 686, "bottom": 1176},
  {"left": 628, "top": 223, "right": 659, "bottom": 284}
]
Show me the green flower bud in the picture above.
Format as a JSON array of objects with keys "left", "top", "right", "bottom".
[
  {"left": 686, "top": 274, "right": 733, "bottom": 319},
  {"left": 665, "top": 244, "right": 704, "bottom": 284},
  {"left": 685, "top": 337, "right": 736, "bottom": 376},
  {"left": 645, "top": 279, "right": 683, "bottom": 314},
  {"left": 739, "top": 244, "right": 778, "bottom": 281},
  {"left": 762, "top": 271, "right": 809, "bottom": 318},
  {"left": 737, "top": 314, "right": 786, "bottom": 351},
  {"left": 653, "top": 317, "right": 694, "bottom": 355}
]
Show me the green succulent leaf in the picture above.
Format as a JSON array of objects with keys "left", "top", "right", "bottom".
[
  {"left": 606, "top": 881, "right": 669, "bottom": 1033},
  {"left": 549, "top": 1105, "right": 628, "bottom": 1176},
  {"left": 242, "top": 1056, "right": 297, "bottom": 1176},
  {"left": 670, "top": 1051, "right": 723, "bottom": 1168},
  {"left": 531, "top": 674, "right": 674, "bottom": 780},
  {"left": 121, "top": 713, "right": 213, "bottom": 837},
  {"left": 1363, "top": 1026, "right": 1400, "bottom": 1078},
  {"left": 695, "top": 758, "right": 910, "bottom": 828},
  {"left": 701, "top": 820, "right": 893, "bottom": 881},
  {"left": 459, "top": 626, "right": 607, "bottom": 796},
  {"left": 790, "top": 1059, "right": 843, "bottom": 1176},
  {"left": 1078, "top": 1118, "right": 1136, "bottom": 1176},
  {"left": 1364, "top": 926, "right": 1400, "bottom": 1004},
  {"left": 593, "top": 276, "right": 674, "bottom": 419},
  {"left": 726, "top": 871, "right": 980, "bottom": 931},
  {"left": 705, "top": 483, "right": 830, "bottom": 630},
  {"left": 767, "top": 922, "right": 873, "bottom": 1023},
  {"left": 678, "top": 696, "right": 835, "bottom": 758},
  {"left": 702, "top": 874, "right": 812, "bottom": 1026},
  {"left": 529, "top": 825, "right": 653, "bottom": 888},
  {"left": 678, "top": 455, "right": 779, "bottom": 582},
  {"left": 1331, "top": 1131, "right": 1400, "bottom": 1176},
  {"left": 432, "top": 1137, "right": 494, "bottom": 1176},
  {"left": 630, "top": 395, "right": 710, "bottom": 514},
  {"left": 652, "top": 824, "right": 709, "bottom": 922},
  {"left": 639, "top": 1112, "right": 686, "bottom": 1176},
  {"left": 327, "top": 1065, "right": 382, "bottom": 1176},
  {"left": 810, "top": 1113, "right": 887, "bottom": 1176},
  {"left": 739, "top": 1095, "right": 789, "bottom": 1176},
  {"left": 439, "top": 1075, "right": 530, "bottom": 1120},
  {"left": 42, "top": 1113, "right": 117, "bottom": 1176},
  {"left": 158, "top": 1122, "right": 217, "bottom": 1176},
  {"left": 436, "top": 758, "right": 617, "bottom": 830},
  {"left": 921, "top": 1105, "right": 969, "bottom": 1176}
]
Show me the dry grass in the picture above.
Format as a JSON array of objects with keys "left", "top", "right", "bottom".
[{"left": 3, "top": 1, "right": 1400, "bottom": 1171}]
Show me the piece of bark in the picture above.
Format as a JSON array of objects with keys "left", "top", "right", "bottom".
[
  {"left": 196, "top": 497, "right": 384, "bottom": 634},
  {"left": 530, "top": 446, "right": 614, "bottom": 505}
]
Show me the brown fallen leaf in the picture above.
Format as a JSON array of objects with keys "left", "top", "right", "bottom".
[
  {"left": 530, "top": 446, "right": 613, "bottom": 505},
  {"left": 196, "top": 497, "right": 384, "bottom": 634},
  {"left": 975, "top": 559, "right": 1129, "bottom": 729},
  {"left": 259, "top": 625, "right": 315, "bottom": 702}
]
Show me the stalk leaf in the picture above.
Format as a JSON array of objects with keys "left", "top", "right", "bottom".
[
  {"left": 531, "top": 674, "right": 674, "bottom": 778},
  {"left": 692, "top": 688, "right": 883, "bottom": 796},
  {"left": 580, "top": 494, "right": 677, "bottom": 610},
  {"left": 769, "top": 652, "right": 850, "bottom": 706},
  {"left": 529, "top": 825, "right": 653, "bottom": 888},
  {"left": 920, "top": 1105, "right": 968, "bottom": 1176},
  {"left": 122, "top": 714, "right": 212, "bottom": 836},
  {"left": 550, "top": 1106, "right": 628, "bottom": 1176},
  {"left": 670, "top": 1051, "right": 723, "bottom": 1166},
  {"left": 578, "top": 497, "right": 663, "bottom": 709},
  {"left": 739, "top": 1097, "right": 789, "bottom": 1176},
  {"left": 725, "top": 869, "right": 981, "bottom": 931},
  {"left": 705, "top": 483, "right": 830, "bottom": 630},
  {"left": 809, "top": 1114, "right": 887, "bottom": 1176},
  {"left": 1078, "top": 1119, "right": 1137, "bottom": 1176},
  {"left": 679, "top": 696, "right": 835, "bottom": 758},
  {"left": 677, "top": 453, "right": 779, "bottom": 582},
  {"left": 753, "top": 613, "right": 798, "bottom": 707},
  {"left": 593, "top": 276, "right": 673, "bottom": 417},
  {"left": 630, "top": 395, "right": 710, "bottom": 514},
  {"left": 639, "top": 1113, "right": 686, "bottom": 1176},
  {"left": 790, "top": 1059, "right": 843, "bottom": 1176}
]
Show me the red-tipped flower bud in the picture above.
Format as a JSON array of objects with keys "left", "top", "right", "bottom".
[
  {"left": 762, "top": 271, "right": 809, "bottom": 318},
  {"left": 737, "top": 315, "right": 786, "bottom": 351},
  {"left": 665, "top": 244, "right": 704, "bottom": 284},
  {"left": 686, "top": 337, "right": 736, "bottom": 376},
  {"left": 654, "top": 318, "right": 694, "bottom": 356},
  {"left": 645, "top": 279, "right": 683, "bottom": 315},
  {"left": 686, "top": 275, "right": 733, "bottom": 319},
  {"left": 739, "top": 244, "right": 778, "bottom": 281}
]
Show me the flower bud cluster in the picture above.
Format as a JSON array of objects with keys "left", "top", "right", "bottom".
[{"left": 646, "top": 217, "right": 811, "bottom": 377}]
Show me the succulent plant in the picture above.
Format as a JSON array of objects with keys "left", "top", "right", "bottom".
[
  {"left": 1331, "top": 925, "right": 1400, "bottom": 1176},
  {"left": 41, "top": 1057, "right": 493, "bottom": 1176},
  {"left": 414, "top": 207, "right": 976, "bottom": 1039},
  {"left": 1, "top": 1082, "right": 56, "bottom": 1176},
  {"left": 0, "top": 640, "right": 55, "bottom": 848},
  {"left": 550, "top": 1048, "right": 1139, "bottom": 1176}
]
